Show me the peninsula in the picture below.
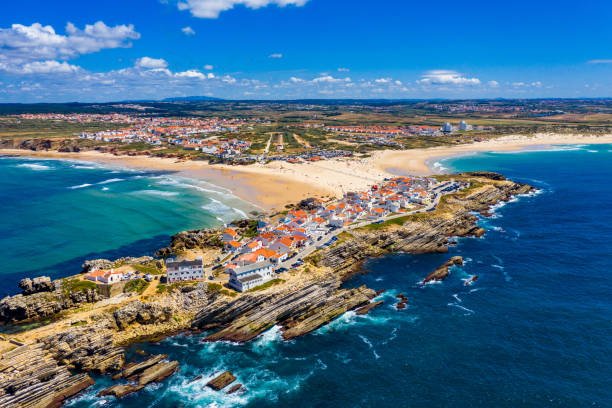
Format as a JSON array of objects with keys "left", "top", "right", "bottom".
[{"left": 0, "top": 170, "right": 533, "bottom": 407}]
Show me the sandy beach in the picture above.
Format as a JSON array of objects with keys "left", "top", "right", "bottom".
[{"left": 3, "top": 133, "right": 611, "bottom": 211}]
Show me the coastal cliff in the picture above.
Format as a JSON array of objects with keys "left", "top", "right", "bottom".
[{"left": 0, "top": 172, "right": 533, "bottom": 406}]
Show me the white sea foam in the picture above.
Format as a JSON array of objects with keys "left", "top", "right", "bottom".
[
  {"left": 452, "top": 293, "right": 462, "bottom": 302},
  {"left": 432, "top": 161, "right": 448, "bottom": 172},
  {"left": 101, "top": 187, "right": 109, "bottom": 191},
  {"left": 382, "top": 327, "right": 399, "bottom": 345},
  {"left": 359, "top": 334, "right": 380, "bottom": 359},
  {"left": 251, "top": 325, "right": 284, "bottom": 352},
  {"left": 17, "top": 163, "right": 52, "bottom": 171},
  {"left": 98, "top": 178, "right": 123, "bottom": 185},
  {"left": 448, "top": 303, "right": 475, "bottom": 315},
  {"left": 491, "top": 264, "right": 504, "bottom": 270},
  {"left": 72, "top": 164, "right": 98, "bottom": 170},
  {"left": 69, "top": 183, "right": 92, "bottom": 189},
  {"left": 134, "top": 190, "right": 179, "bottom": 197}
]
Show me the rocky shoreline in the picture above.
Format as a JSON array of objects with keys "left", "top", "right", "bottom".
[{"left": 0, "top": 171, "right": 534, "bottom": 407}]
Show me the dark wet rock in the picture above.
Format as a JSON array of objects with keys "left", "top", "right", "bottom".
[
  {"left": 423, "top": 256, "right": 464, "bottom": 283},
  {"left": 226, "top": 383, "right": 243, "bottom": 394},
  {"left": 465, "top": 275, "right": 479, "bottom": 286},
  {"left": 122, "top": 354, "right": 167, "bottom": 379},
  {"left": 207, "top": 371, "right": 236, "bottom": 391},
  {"left": 98, "top": 384, "right": 143, "bottom": 399},
  {"left": 138, "top": 361, "right": 180, "bottom": 385},
  {"left": 189, "top": 375, "right": 203, "bottom": 383},
  {"left": 355, "top": 300, "right": 383, "bottom": 315}
]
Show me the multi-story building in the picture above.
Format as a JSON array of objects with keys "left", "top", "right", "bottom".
[
  {"left": 227, "top": 261, "right": 274, "bottom": 292},
  {"left": 165, "top": 257, "right": 206, "bottom": 283}
]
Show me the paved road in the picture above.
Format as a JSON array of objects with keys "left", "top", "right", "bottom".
[
  {"left": 276, "top": 182, "right": 461, "bottom": 270},
  {"left": 211, "top": 181, "right": 462, "bottom": 274}
]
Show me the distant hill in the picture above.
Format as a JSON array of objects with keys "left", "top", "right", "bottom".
[{"left": 161, "top": 96, "right": 224, "bottom": 102}]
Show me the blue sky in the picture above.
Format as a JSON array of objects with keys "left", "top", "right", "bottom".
[{"left": 1, "top": 0, "right": 611, "bottom": 102}]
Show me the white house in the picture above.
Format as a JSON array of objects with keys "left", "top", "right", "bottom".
[
  {"left": 84, "top": 269, "right": 123, "bottom": 284},
  {"left": 166, "top": 257, "right": 206, "bottom": 283},
  {"left": 227, "top": 261, "right": 274, "bottom": 292}
]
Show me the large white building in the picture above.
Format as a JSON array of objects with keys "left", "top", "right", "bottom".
[
  {"left": 459, "top": 120, "right": 473, "bottom": 131},
  {"left": 227, "top": 261, "right": 274, "bottom": 292},
  {"left": 166, "top": 257, "right": 206, "bottom": 283},
  {"left": 442, "top": 122, "right": 453, "bottom": 133}
]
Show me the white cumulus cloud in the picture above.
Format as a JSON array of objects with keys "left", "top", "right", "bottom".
[
  {"left": 312, "top": 75, "right": 351, "bottom": 83},
  {"left": 203, "top": 64, "right": 214, "bottom": 70},
  {"left": 135, "top": 57, "right": 168, "bottom": 69},
  {"left": 174, "top": 69, "right": 206, "bottom": 79},
  {"left": 181, "top": 26, "right": 196, "bottom": 35},
  {"left": 417, "top": 70, "right": 481, "bottom": 86},
  {"left": 487, "top": 80, "right": 499, "bottom": 87},
  {"left": 0, "top": 21, "right": 140, "bottom": 74},
  {"left": 20, "top": 60, "right": 80, "bottom": 74},
  {"left": 268, "top": 53, "right": 283, "bottom": 59},
  {"left": 177, "top": 0, "right": 309, "bottom": 19}
]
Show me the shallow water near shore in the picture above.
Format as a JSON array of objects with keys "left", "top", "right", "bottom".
[
  {"left": 60, "top": 143, "right": 612, "bottom": 408},
  {"left": 0, "top": 156, "right": 255, "bottom": 295}
]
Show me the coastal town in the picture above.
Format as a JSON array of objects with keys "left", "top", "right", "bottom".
[
  {"left": 82, "top": 176, "right": 463, "bottom": 293},
  {"left": 3, "top": 111, "right": 491, "bottom": 168}
]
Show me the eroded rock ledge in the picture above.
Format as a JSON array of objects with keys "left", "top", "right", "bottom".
[{"left": 0, "top": 172, "right": 534, "bottom": 406}]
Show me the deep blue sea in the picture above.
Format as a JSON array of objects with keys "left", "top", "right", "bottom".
[
  {"left": 0, "top": 156, "right": 254, "bottom": 296},
  {"left": 3, "top": 144, "right": 612, "bottom": 408}
]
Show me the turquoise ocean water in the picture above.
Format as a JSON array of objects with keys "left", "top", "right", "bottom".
[
  {"left": 0, "top": 156, "right": 254, "bottom": 296},
  {"left": 2, "top": 145, "right": 611, "bottom": 408}
]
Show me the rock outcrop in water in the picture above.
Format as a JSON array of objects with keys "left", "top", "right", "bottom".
[
  {"left": 193, "top": 278, "right": 376, "bottom": 342},
  {"left": 423, "top": 256, "right": 464, "bottom": 283},
  {"left": 18, "top": 276, "right": 56, "bottom": 295},
  {"left": 207, "top": 371, "right": 236, "bottom": 391},
  {"left": 98, "top": 354, "right": 180, "bottom": 399}
]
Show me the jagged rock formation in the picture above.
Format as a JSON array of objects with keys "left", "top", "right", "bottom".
[
  {"left": 318, "top": 176, "right": 532, "bottom": 276},
  {"left": 355, "top": 300, "right": 383, "bottom": 315},
  {"left": 98, "top": 355, "right": 179, "bottom": 399},
  {"left": 112, "top": 301, "right": 173, "bottom": 330},
  {"left": 156, "top": 229, "right": 223, "bottom": 257},
  {"left": 18, "top": 276, "right": 56, "bottom": 295},
  {"left": 0, "top": 344, "right": 94, "bottom": 408},
  {"left": 193, "top": 278, "right": 376, "bottom": 342},
  {"left": 81, "top": 256, "right": 154, "bottom": 274},
  {"left": 0, "top": 287, "right": 102, "bottom": 323},
  {"left": 207, "top": 371, "right": 236, "bottom": 391},
  {"left": 39, "top": 323, "right": 125, "bottom": 373},
  {"left": 423, "top": 256, "right": 464, "bottom": 283}
]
